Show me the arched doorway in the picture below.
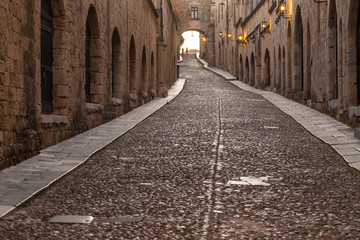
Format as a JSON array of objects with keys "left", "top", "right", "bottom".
[
  {"left": 250, "top": 53, "right": 255, "bottom": 86},
  {"left": 287, "top": 21, "right": 292, "bottom": 97},
  {"left": 264, "top": 49, "right": 271, "bottom": 88},
  {"left": 129, "top": 36, "right": 137, "bottom": 109},
  {"left": 282, "top": 46, "right": 286, "bottom": 95},
  {"left": 306, "top": 22, "right": 312, "bottom": 100},
  {"left": 245, "top": 57, "right": 249, "bottom": 83},
  {"left": 328, "top": 0, "right": 338, "bottom": 100},
  {"left": 273, "top": 47, "right": 277, "bottom": 90},
  {"left": 140, "top": 46, "right": 148, "bottom": 104},
  {"left": 239, "top": 55, "right": 243, "bottom": 81},
  {"left": 347, "top": 0, "right": 360, "bottom": 106},
  {"left": 278, "top": 46, "right": 282, "bottom": 92},
  {"left": 111, "top": 27, "right": 121, "bottom": 99},
  {"left": 218, "top": 41, "right": 221, "bottom": 68},
  {"left": 357, "top": 2, "right": 360, "bottom": 104},
  {"left": 85, "top": 5, "right": 101, "bottom": 104},
  {"left": 41, "top": 0, "right": 53, "bottom": 113},
  {"left": 294, "top": 6, "right": 304, "bottom": 95},
  {"left": 150, "top": 52, "right": 156, "bottom": 99}
]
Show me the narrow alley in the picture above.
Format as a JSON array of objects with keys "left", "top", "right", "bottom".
[{"left": 1, "top": 55, "right": 360, "bottom": 239}]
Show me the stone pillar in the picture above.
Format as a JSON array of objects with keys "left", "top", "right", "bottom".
[{"left": 157, "top": 42, "right": 168, "bottom": 97}]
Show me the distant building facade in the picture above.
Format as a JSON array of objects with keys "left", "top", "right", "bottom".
[
  {"left": 0, "top": 0, "right": 178, "bottom": 169},
  {"left": 171, "top": 0, "right": 215, "bottom": 65},
  {"left": 213, "top": 0, "right": 360, "bottom": 125}
]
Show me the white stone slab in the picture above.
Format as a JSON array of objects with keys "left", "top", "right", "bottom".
[
  {"left": 49, "top": 215, "right": 94, "bottom": 224},
  {"left": 226, "top": 177, "right": 270, "bottom": 186}
]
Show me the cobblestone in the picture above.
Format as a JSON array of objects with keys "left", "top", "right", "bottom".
[{"left": 0, "top": 55, "right": 359, "bottom": 239}]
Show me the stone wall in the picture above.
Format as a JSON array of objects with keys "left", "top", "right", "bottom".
[
  {"left": 213, "top": 0, "right": 360, "bottom": 125},
  {"left": 171, "top": 0, "right": 215, "bottom": 65},
  {"left": 0, "top": 0, "right": 178, "bottom": 169}
]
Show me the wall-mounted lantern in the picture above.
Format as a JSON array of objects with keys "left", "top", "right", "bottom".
[
  {"left": 219, "top": 32, "right": 223, "bottom": 37},
  {"left": 260, "top": 21, "right": 270, "bottom": 35},
  {"left": 202, "top": 36, "right": 207, "bottom": 42},
  {"left": 227, "top": 33, "right": 232, "bottom": 38},
  {"left": 261, "top": 21, "right": 268, "bottom": 30},
  {"left": 277, "top": 2, "right": 291, "bottom": 21},
  {"left": 279, "top": 2, "right": 286, "bottom": 14}
]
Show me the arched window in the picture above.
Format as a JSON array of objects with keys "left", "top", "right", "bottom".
[{"left": 41, "top": 0, "right": 53, "bottom": 114}]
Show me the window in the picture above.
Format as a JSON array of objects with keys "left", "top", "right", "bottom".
[
  {"left": 191, "top": 7, "right": 198, "bottom": 19},
  {"left": 41, "top": 0, "right": 53, "bottom": 114}
]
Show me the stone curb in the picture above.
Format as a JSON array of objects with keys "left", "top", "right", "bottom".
[
  {"left": 197, "top": 57, "right": 360, "bottom": 172},
  {"left": 0, "top": 79, "right": 186, "bottom": 218}
]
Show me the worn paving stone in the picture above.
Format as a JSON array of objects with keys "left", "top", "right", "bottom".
[{"left": 0, "top": 55, "right": 359, "bottom": 239}]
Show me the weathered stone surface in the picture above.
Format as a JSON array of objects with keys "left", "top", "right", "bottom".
[
  {"left": 212, "top": 0, "right": 360, "bottom": 127},
  {"left": 0, "top": 0, "right": 178, "bottom": 169}
]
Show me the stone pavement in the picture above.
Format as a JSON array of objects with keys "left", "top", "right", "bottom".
[
  {"left": 0, "top": 55, "right": 360, "bottom": 239},
  {"left": 199, "top": 58, "right": 360, "bottom": 171},
  {"left": 0, "top": 79, "right": 186, "bottom": 218}
]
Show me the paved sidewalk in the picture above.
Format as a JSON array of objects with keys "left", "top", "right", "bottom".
[
  {"left": 200, "top": 60, "right": 360, "bottom": 171},
  {"left": 0, "top": 79, "right": 186, "bottom": 218}
]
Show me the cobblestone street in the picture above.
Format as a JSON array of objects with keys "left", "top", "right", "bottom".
[{"left": 1, "top": 55, "right": 360, "bottom": 239}]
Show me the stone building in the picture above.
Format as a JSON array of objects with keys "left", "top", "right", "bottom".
[
  {"left": 213, "top": 0, "right": 360, "bottom": 125},
  {"left": 0, "top": 0, "right": 178, "bottom": 169},
  {"left": 171, "top": 0, "right": 215, "bottom": 65}
]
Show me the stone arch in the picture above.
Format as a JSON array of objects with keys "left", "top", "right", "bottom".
[
  {"left": 338, "top": 18, "right": 344, "bottom": 107},
  {"left": 294, "top": 6, "right": 304, "bottom": 95},
  {"left": 278, "top": 46, "right": 282, "bottom": 92},
  {"left": 129, "top": 36, "right": 137, "bottom": 100},
  {"left": 287, "top": 21, "right": 293, "bottom": 97},
  {"left": 264, "top": 49, "right": 271, "bottom": 88},
  {"left": 41, "top": 0, "right": 54, "bottom": 113},
  {"left": 111, "top": 27, "right": 121, "bottom": 99},
  {"left": 239, "top": 54, "right": 243, "bottom": 82},
  {"left": 40, "top": 0, "right": 67, "bottom": 114},
  {"left": 218, "top": 41, "right": 221, "bottom": 68},
  {"left": 85, "top": 4, "right": 102, "bottom": 104},
  {"left": 348, "top": 0, "right": 360, "bottom": 105},
  {"left": 150, "top": 52, "right": 156, "bottom": 99},
  {"left": 282, "top": 46, "right": 286, "bottom": 95},
  {"left": 250, "top": 52, "right": 255, "bottom": 86},
  {"left": 273, "top": 47, "right": 277, "bottom": 90},
  {"left": 328, "top": 0, "right": 338, "bottom": 100},
  {"left": 306, "top": 21, "right": 312, "bottom": 100},
  {"left": 140, "top": 46, "right": 148, "bottom": 104},
  {"left": 222, "top": 39, "right": 225, "bottom": 69},
  {"left": 232, "top": 47, "right": 234, "bottom": 74},
  {"left": 245, "top": 57, "right": 249, "bottom": 83}
]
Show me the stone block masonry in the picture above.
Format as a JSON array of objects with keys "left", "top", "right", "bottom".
[
  {"left": 0, "top": 0, "right": 178, "bottom": 169},
  {"left": 212, "top": 0, "right": 360, "bottom": 128}
]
